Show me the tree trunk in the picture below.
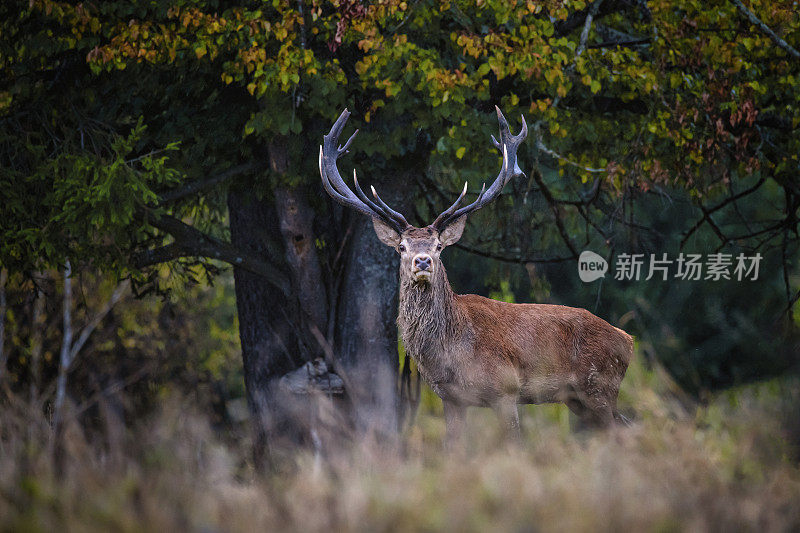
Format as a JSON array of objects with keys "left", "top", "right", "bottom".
[
  {"left": 228, "top": 187, "right": 302, "bottom": 465},
  {"left": 275, "top": 186, "right": 328, "bottom": 335},
  {"left": 269, "top": 136, "right": 328, "bottom": 338},
  {"left": 333, "top": 170, "right": 413, "bottom": 436},
  {"left": 0, "top": 268, "right": 7, "bottom": 383},
  {"left": 229, "top": 150, "right": 419, "bottom": 449},
  {"left": 54, "top": 260, "right": 73, "bottom": 425},
  {"left": 29, "top": 282, "right": 46, "bottom": 403}
]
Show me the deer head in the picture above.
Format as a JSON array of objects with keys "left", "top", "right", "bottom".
[{"left": 318, "top": 107, "right": 527, "bottom": 285}]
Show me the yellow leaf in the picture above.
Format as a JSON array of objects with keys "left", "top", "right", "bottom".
[{"left": 456, "top": 147, "right": 466, "bottom": 159}]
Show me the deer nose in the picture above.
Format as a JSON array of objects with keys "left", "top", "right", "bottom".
[{"left": 413, "top": 254, "right": 432, "bottom": 271}]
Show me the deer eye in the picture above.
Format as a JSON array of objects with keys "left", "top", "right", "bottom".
[
  {"left": 436, "top": 244, "right": 442, "bottom": 251},
  {"left": 399, "top": 244, "right": 406, "bottom": 252}
]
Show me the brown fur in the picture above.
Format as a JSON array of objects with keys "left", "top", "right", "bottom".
[{"left": 389, "top": 224, "right": 633, "bottom": 435}]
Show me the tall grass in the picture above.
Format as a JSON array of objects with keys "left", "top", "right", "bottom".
[{"left": 1, "top": 353, "right": 798, "bottom": 532}]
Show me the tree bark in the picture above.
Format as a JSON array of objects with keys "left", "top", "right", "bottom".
[
  {"left": 332, "top": 169, "right": 413, "bottom": 436},
  {"left": 270, "top": 135, "right": 328, "bottom": 337},
  {"left": 275, "top": 187, "right": 328, "bottom": 334},
  {"left": 228, "top": 187, "right": 302, "bottom": 465}
]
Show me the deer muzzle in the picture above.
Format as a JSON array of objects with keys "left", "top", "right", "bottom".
[{"left": 412, "top": 254, "right": 434, "bottom": 282}]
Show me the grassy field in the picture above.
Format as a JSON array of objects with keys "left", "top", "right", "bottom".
[{"left": 1, "top": 353, "right": 798, "bottom": 532}]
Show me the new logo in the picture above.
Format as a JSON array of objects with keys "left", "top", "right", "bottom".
[{"left": 578, "top": 250, "right": 608, "bottom": 282}]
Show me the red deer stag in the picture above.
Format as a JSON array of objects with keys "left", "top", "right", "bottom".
[{"left": 319, "top": 107, "right": 633, "bottom": 440}]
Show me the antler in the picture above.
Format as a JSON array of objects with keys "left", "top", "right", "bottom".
[
  {"left": 432, "top": 106, "right": 528, "bottom": 231},
  {"left": 319, "top": 109, "right": 410, "bottom": 234}
]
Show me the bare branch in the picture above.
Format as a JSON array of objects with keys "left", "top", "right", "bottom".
[
  {"left": 554, "top": 0, "right": 637, "bottom": 37},
  {"left": 69, "top": 279, "right": 130, "bottom": 361},
  {"left": 29, "top": 281, "right": 46, "bottom": 402},
  {"left": 531, "top": 169, "right": 580, "bottom": 258},
  {"left": 680, "top": 177, "right": 766, "bottom": 248},
  {"left": 782, "top": 288, "right": 800, "bottom": 317},
  {"left": 576, "top": 0, "right": 604, "bottom": 59},
  {"left": 135, "top": 211, "right": 292, "bottom": 296},
  {"left": 537, "top": 139, "right": 606, "bottom": 173},
  {"left": 544, "top": 0, "right": 604, "bottom": 115},
  {"left": 159, "top": 162, "right": 258, "bottom": 203},
  {"left": 533, "top": 0, "right": 603, "bottom": 150},
  {"left": 589, "top": 38, "right": 650, "bottom": 49},
  {"left": 454, "top": 242, "right": 573, "bottom": 264},
  {"left": 593, "top": 23, "right": 649, "bottom": 48},
  {"left": 130, "top": 243, "right": 187, "bottom": 268},
  {"left": 731, "top": 0, "right": 800, "bottom": 61},
  {"left": 54, "top": 260, "right": 73, "bottom": 423}
]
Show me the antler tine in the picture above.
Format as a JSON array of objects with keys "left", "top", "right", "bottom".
[
  {"left": 319, "top": 146, "right": 373, "bottom": 217},
  {"left": 338, "top": 128, "right": 358, "bottom": 156},
  {"left": 319, "top": 109, "right": 410, "bottom": 233},
  {"left": 433, "top": 107, "right": 528, "bottom": 231},
  {"left": 353, "top": 169, "right": 398, "bottom": 223},
  {"left": 431, "top": 182, "right": 468, "bottom": 228},
  {"left": 445, "top": 182, "right": 486, "bottom": 224},
  {"left": 370, "top": 186, "right": 410, "bottom": 228}
]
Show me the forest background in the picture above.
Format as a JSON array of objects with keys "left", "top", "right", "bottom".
[{"left": 1, "top": 1, "right": 799, "bottom": 530}]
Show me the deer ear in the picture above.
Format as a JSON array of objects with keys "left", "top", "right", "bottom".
[
  {"left": 372, "top": 218, "right": 401, "bottom": 247},
  {"left": 439, "top": 216, "right": 466, "bottom": 246}
]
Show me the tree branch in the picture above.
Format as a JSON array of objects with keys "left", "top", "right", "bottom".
[
  {"left": 69, "top": 279, "right": 130, "bottom": 361},
  {"left": 158, "top": 162, "right": 258, "bottom": 203},
  {"left": 554, "top": 0, "right": 635, "bottom": 37},
  {"left": 537, "top": 139, "right": 607, "bottom": 173},
  {"left": 134, "top": 211, "right": 292, "bottom": 296},
  {"left": 680, "top": 177, "right": 766, "bottom": 248},
  {"left": 531, "top": 169, "right": 580, "bottom": 258},
  {"left": 535, "top": 0, "right": 603, "bottom": 132},
  {"left": 454, "top": 242, "right": 573, "bottom": 264},
  {"left": 575, "top": 0, "right": 604, "bottom": 59},
  {"left": 54, "top": 260, "right": 73, "bottom": 424},
  {"left": 731, "top": 0, "right": 800, "bottom": 61},
  {"left": 589, "top": 38, "right": 650, "bottom": 49},
  {"left": 130, "top": 243, "right": 187, "bottom": 268}
]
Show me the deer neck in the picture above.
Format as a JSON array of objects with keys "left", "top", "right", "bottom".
[{"left": 397, "top": 263, "right": 463, "bottom": 361}]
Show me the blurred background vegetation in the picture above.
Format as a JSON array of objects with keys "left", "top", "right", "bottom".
[{"left": 1, "top": 0, "right": 799, "bottom": 529}]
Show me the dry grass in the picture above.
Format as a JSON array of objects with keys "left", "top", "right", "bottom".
[{"left": 1, "top": 354, "right": 798, "bottom": 533}]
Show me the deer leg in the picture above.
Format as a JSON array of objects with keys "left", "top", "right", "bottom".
[
  {"left": 443, "top": 400, "right": 466, "bottom": 449},
  {"left": 494, "top": 397, "right": 521, "bottom": 441}
]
